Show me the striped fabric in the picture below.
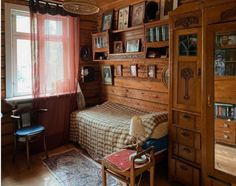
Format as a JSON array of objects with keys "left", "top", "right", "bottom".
[{"left": 70, "top": 102, "right": 168, "bottom": 159}]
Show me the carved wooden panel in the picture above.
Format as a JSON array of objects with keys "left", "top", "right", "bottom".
[
  {"left": 175, "top": 61, "right": 198, "bottom": 108},
  {"left": 205, "top": 2, "right": 236, "bottom": 25},
  {"left": 173, "top": 11, "right": 201, "bottom": 29}
]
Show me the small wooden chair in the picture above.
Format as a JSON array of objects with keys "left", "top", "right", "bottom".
[
  {"left": 11, "top": 106, "right": 48, "bottom": 167},
  {"left": 102, "top": 146, "right": 155, "bottom": 186}
]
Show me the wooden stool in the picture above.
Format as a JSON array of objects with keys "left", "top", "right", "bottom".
[{"left": 102, "top": 146, "right": 155, "bottom": 186}]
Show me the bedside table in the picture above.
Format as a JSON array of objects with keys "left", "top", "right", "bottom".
[{"left": 102, "top": 146, "right": 155, "bottom": 186}]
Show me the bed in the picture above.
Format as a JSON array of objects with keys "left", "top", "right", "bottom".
[{"left": 70, "top": 101, "right": 168, "bottom": 160}]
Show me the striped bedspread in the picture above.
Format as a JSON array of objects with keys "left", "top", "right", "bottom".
[{"left": 70, "top": 102, "right": 168, "bottom": 159}]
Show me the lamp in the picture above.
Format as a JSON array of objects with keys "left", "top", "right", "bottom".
[
  {"left": 129, "top": 116, "right": 147, "bottom": 163},
  {"left": 62, "top": 0, "right": 99, "bottom": 15}
]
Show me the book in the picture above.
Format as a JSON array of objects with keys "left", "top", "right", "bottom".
[
  {"left": 104, "top": 149, "right": 135, "bottom": 171},
  {"left": 149, "top": 28, "right": 154, "bottom": 42},
  {"left": 155, "top": 27, "right": 160, "bottom": 42},
  {"left": 162, "top": 26, "right": 166, "bottom": 41}
]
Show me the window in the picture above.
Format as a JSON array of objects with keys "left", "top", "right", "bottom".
[
  {"left": 5, "top": 4, "right": 32, "bottom": 98},
  {"left": 5, "top": 3, "right": 76, "bottom": 99}
]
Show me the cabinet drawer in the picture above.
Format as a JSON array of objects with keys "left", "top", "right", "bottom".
[
  {"left": 215, "top": 119, "right": 236, "bottom": 131},
  {"left": 215, "top": 131, "right": 236, "bottom": 145},
  {"left": 206, "top": 177, "right": 231, "bottom": 186},
  {"left": 174, "top": 143, "right": 201, "bottom": 164},
  {"left": 172, "top": 127, "right": 201, "bottom": 149},
  {"left": 173, "top": 111, "right": 200, "bottom": 130},
  {"left": 170, "top": 158, "right": 200, "bottom": 186}
]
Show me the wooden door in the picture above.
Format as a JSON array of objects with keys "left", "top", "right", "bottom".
[{"left": 173, "top": 28, "right": 201, "bottom": 113}]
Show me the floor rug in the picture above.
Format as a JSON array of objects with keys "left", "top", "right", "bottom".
[{"left": 43, "top": 149, "right": 118, "bottom": 186}]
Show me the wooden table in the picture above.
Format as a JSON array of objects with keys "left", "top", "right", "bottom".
[{"left": 102, "top": 147, "right": 155, "bottom": 186}]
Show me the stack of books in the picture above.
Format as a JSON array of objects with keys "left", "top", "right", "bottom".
[
  {"left": 215, "top": 103, "right": 236, "bottom": 120},
  {"left": 146, "top": 25, "right": 169, "bottom": 42}
]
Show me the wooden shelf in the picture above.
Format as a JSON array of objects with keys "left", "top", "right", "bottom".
[
  {"left": 108, "top": 52, "right": 145, "bottom": 60},
  {"left": 112, "top": 25, "right": 144, "bottom": 33},
  {"left": 215, "top": 76, "right": 236, "bottom": 80},
  {"left": 144, "top": 19, "right": 169, "bottom": 27},
  {"left": 145, "top": 41, "right": 169, "bottom": 48}
]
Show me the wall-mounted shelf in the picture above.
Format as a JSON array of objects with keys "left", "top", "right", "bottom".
[{"left": 112, "top": 25, "right": 144, "bottom": 33}]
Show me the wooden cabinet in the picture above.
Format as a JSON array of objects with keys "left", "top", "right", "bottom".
[
  {"left": 169, "top": 1, "right": 236, "bottom": 185},
  {"left": 168, "top": 2, "right": 202, "bottom": 186}
]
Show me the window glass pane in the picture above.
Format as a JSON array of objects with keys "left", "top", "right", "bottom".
[
  {"left": 16, "top": 14, "right": 30, "bottom": 33},
  {"left": 16, "top": 39, "right": 32, "bottom": 95},
  {"left": 45, "top": 41, "right": 64, "bottom": 91},
  {"left": 179, "top": 34, "right": 197, "bottom": 56},
  {"left": 45, "top": 19, "right": 63, "bottom": 36}
]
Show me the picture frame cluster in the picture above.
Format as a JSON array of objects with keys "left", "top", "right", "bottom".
[
  {"left": 102, "top": 64, "right": 158, "bottom": 84},
  {"left": 101, "top": 0, "right": 179, "bottom": 32}
]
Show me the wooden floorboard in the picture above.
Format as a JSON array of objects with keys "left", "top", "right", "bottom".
[{"left": 1, "top": 143, "right": 175, "bottom": 186}]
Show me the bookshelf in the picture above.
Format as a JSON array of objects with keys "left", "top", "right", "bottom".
[{"left": 144, "top": 20, "right": 169, "bottom": 59}]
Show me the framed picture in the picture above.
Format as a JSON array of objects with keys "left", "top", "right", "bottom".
[
  {"left": 118, "top": 6, "right": 129, "bottom": 30},
  {"left": 160, "top": 0, "right": 178, "bottom": 20},
  {"left": 130, "top": 64, "right": 137, "bottom": 77},
  {"left": 80, "top": 45, "right": 91, "bottom": 61},
  {"left": 102, "top": 65, "right": 113, "bottom": 85},
  {"left": 116, "top": 65, "right": 123, "bottom": 76},
  {"left": 102, "top": 10, "right": 113, "bottom": 31},
  {"left": 113, "top": 41, "right": 123, "bottom": 53},
  {"left": 131, "top": 2, "right": 145, "bottom": 26},
  {"left": 219, "top": 35, "right": 236, "bottom": 48},
  {"left": 148, "top": 65, "right": 156, "bottom": 78},
  {"left": 126, "top": 39, "right": 140, "bottom": 52}
]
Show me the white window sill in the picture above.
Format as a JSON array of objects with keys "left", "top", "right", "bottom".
[{"left": 5, "top": 96, "right": 33, "bottom": 107}]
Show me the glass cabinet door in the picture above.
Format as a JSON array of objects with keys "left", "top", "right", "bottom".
[{"left": 214, "top": 31, "right": 236, "bottom": 177}]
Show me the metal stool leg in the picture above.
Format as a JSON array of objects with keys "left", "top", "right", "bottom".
[
  {"left": 26, "top": 136, "right": 30, "bottom": 168},
  {"left": 12, "top": 135, "right": 17, "bottom": 163},
  {"left": 43, "top": 132, "right": 48, "bottom": 159}
]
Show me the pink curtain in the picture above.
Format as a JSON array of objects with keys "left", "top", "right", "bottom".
[{"left": 31, "top": 12, "right": 80, "bottom": 150}]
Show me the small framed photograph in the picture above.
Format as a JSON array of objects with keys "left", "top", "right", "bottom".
[
  {"left": 219, "top": 35, "right": 236, "bottom": 48},
  {"left": 116, "top": 65, "right": 123, "bottom": 76},
  {"left": 118, "top": 6, "right": 130, "bottom": 30},
  {"left": 130, "top": 64, "right": 137, "bottom": 77},
  {"left": 148, "top": 65, "right": 156, "bottom": 78},
  {"left": 160, "top": 0, "right": 178, "bottom": 20},
  {"left": 102, "top": 65, "right": 113, "bottom": 85},
  {"left": 113, "top": 41, "right": 123, "bottom": 53},
  {"left": 102, "top": 10, "right": 113, "bottom": 31},
  {"left": 131, "top": 2, "right": 145, "bottom": 26},
  {"left": 126, "top": 39, "right": 140, "bottom": 52}
]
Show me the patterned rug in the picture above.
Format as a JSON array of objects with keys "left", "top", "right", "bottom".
[{"left": 43, "top": 149, "right": 118, "bottom": 186}]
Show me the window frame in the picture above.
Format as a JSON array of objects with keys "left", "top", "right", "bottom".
[{"left": 5, "top": 3, "right": 31, "bottom": 99}]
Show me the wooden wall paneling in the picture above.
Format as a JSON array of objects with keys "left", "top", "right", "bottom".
[
  {"left": 114, "top": 78, "right": 167, "bottom": 93},
  {"left": 101, "top": 85, "right": 168, "bottom": 105},
  {"left": 102, "top": 94, "right": 167, "bottom": 112}
]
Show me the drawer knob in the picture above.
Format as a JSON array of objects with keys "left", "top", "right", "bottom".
[
  {"left": 224, "top": 123, "right": 229, "bottom": 128},
  {"left": 224, "top": 135, "right": 229, "bottom": 139},
  {"left": 183, "top": 114, "right": 191, "bottom": 119},
  {"left": 180, "top": 165, "right": 188, "bottom": 171},
  {"left": 181, "top": 131, "right": 190, "bottom": 137}
]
